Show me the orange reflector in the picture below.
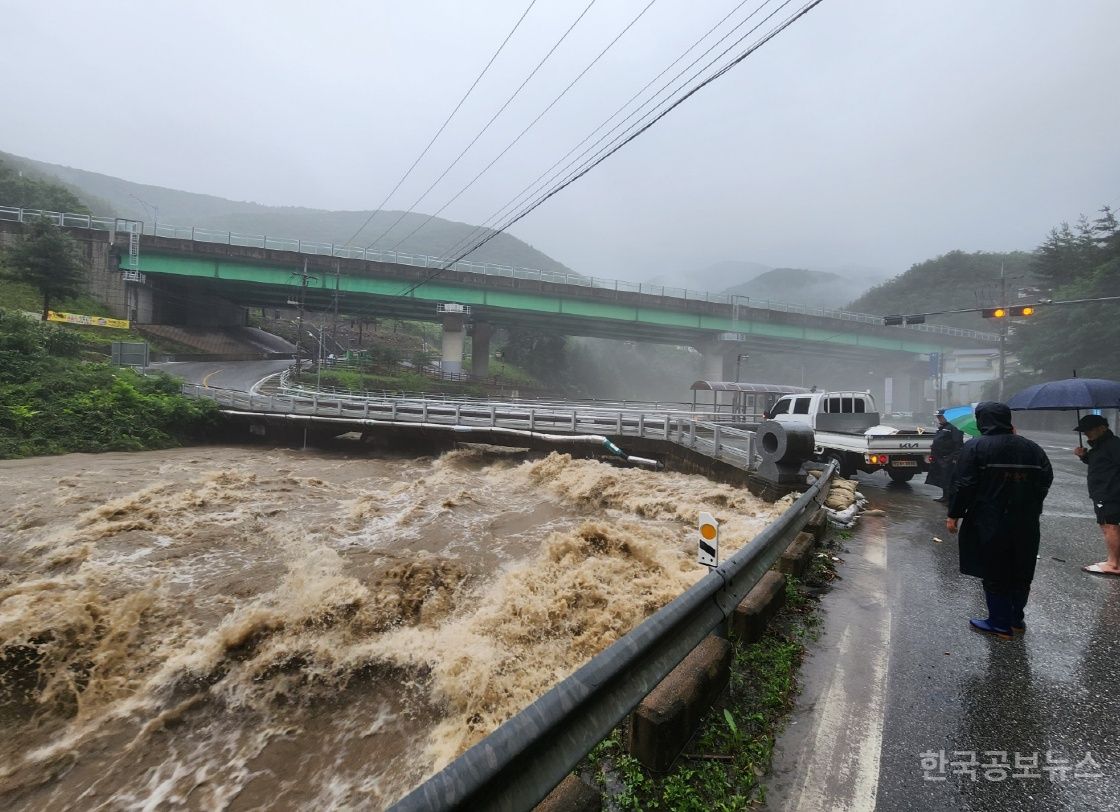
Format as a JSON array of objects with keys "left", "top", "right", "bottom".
[
  {"left": 993, "top": 308, "right": 1007, "bottom": 318},
  {"left": 1021, "top": 306, "right": 1035, "bottom": 316},
  {"left": 700, "top": 524, "right": 717, "bottom": 541}
]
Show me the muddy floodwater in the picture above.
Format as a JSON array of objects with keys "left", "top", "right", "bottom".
[{"left": 0, "top": 444, "right": 786, "bottom": 809}]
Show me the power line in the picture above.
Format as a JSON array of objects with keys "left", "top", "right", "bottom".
[
  {"left": 382, "top": 0, "right": 659, "bottom": 255},
  {"left": 435, "top": 0, "right": 778, "bottom": 265},
  {"left": 341, "top": 0, "right": 538, "bottom": 248},
  {"left": 401, "top": 0, "right": 826, "bottom": 296},
  {"left": 359, "top": 0, "right": 599, "bottom": 251}
]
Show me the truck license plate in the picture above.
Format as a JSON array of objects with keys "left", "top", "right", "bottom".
[{"left": 892, "top": 460, "right": 917, "bottom": 467}]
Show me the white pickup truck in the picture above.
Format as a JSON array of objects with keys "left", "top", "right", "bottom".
[{"left": 765, "top": 390, "right": 933, "bottom": 482}]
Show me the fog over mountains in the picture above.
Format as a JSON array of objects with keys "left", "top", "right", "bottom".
[
  {"left": 6, "top": 150, "right": 893, "bottom": 308},
  {"left": 1, "top": 151, "right": 577, "bottom": 278}
]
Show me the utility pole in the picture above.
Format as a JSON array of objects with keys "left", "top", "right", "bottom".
[
  {"left": 293, "top": 258, "right": 309, "bottom": 380},
  {"left": 998, "top": 263, "right": 1007, "bottom": 400},
  {"left": 331, "top": 260, "right": 340, "bottom": 348}
]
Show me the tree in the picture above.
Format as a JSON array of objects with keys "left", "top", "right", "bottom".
[
  {"left": 0, "top": 158, "right": 89, "bottom": 213},
  {"left": 1012, "top": 204, "right": 1120, "bottom": 381},
  {"left": 3, "top": 219, "right": 87, "bottom": 319}
]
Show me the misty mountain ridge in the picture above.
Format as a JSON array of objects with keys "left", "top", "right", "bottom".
[
  {"left": 650, "top": 260, "right": 889, "bottom": 309},
  {"left": 724, "top": 267, "right": 872, "bottom": 309},
  {"left": 0, "top": 151, "right": 576, "bottom": 277}
]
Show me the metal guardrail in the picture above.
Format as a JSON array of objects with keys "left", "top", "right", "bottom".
[
  {"left": 275, "top": 367, "right": 756, "bottom": 423},
  {"left": 182, "top": 385, "right": 759, "bottom": 470},
  {"left": 390, "top": 461, "right": 835, "bottom": 811},
  {"left": 0, "top": 204, "right": 999, "bottom": 342}
]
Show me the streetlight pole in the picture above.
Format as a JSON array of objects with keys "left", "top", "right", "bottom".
[
  {"left": 128, "top": 193, "right": 159, "bottom": 234},
  {"left": 998, "top": 263, "right": 1007, "bottom": 400},
  {"left": 735, "top": 353, "right": 749, "bottom": 383}
]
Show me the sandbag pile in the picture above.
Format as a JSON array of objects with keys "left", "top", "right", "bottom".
[{"left": 806, "top": 474, "right": 869, "bottom": 527}]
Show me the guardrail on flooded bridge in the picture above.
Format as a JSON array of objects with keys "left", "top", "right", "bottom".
[{"left": 182, "top": 385, "right": 760, "bottom": 471}]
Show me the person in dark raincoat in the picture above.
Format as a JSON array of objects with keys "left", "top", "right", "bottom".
[
  {"left": 1073, "top": 413, "right": 1120, "bottom": 576},
  {"left": 946, "top": 402, "right": 1053, "bottom": 639},
  {"left": 926, "top": 409, "right": 965, "bottom": 503}
]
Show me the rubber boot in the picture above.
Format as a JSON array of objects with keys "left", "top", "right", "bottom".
[
  {"left": 1010, "top": 587, "right": 1030, "bottom": 633},
  {"left": 970, "top": 592, "right": 1013, "bottom": 640}
]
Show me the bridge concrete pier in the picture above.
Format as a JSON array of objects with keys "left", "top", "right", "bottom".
[
  {"left": 471, "top": 322, "right": 492, "bottom": 378},
  {"left": 441, "top": 314, "right": 465, "bottom": 374},
  {"left": 698, "top": 341, "right": 740, "bottom": 382}
]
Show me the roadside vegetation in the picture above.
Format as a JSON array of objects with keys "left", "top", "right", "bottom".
[
  {"left": 581, "top": 545, "right": 841, "bottom": 809},
  {"left": 0, "top": 310, "right": 217, "bottom": 459}
]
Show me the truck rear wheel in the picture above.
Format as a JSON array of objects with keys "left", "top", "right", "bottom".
[
  {"left": 887, "top": 470, "right": 915, "bottom": 483},
  {"left": 823, "top": 451, "right": 850, "bottom": 477}
]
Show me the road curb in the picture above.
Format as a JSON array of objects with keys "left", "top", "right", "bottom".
[
  {"left": 730, "top": 570, "right": 788, "bottom": 643},
  {"left": 532, "top": 774, "right": 602, "bottom": 812},
  {"left": 628, "top": 635, "right": 733, "bottom": 772},
  {"left": 777, "top": 531, "right": 817, "bottom": 577}
]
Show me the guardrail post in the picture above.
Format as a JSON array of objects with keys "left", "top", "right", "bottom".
[
  {"left": 364, "top": 401, "right": 369, "bottom": 418},
  {"left": 454, "top": 404, "right": 461, "bottom": 424},
  {"left": 570, "top": 411, "right": 577, "bottom": 431},
  {"left": 638, "top": 413, "right": 645, "bottom": 437},
  {"left": 422, "top": 402, "right": 428, "bottom": 422},
  {"left": 529, "top": 409, "right": 536, "bottom": 431},
  {"left": 490, "top": 405, "right": 496, "bottom": 427},
  {"left": 616, "top": 413, "right": 622, "bottom": 434},
  {"left": 391, "top": 402, "right": 398, "bottom": 421},
  {"left": 664, "top": 415, "right": 670, "bottom": 440},
  {"left": 689, "top": 421, "right": 696, "bottom": 448},
  {"left": 713, "top": 424, "right": 722, "bottom": 457}
]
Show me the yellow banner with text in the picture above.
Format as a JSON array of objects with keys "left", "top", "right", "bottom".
[{"left": 46, "top": 311, "right": 130, "bottom": 330}]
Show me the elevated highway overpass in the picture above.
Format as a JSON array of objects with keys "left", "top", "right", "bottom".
[{"left": 1, "top": 205, "right": 997, "bottom": 381}]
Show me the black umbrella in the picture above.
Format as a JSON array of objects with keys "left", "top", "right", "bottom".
[{"left": 1007, "top": 376, "right": 1120, "bottom": 444}]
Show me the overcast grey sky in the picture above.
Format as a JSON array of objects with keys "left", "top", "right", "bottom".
[{"left": 2, "top": 0, "right": 1118, "bottom": 283}]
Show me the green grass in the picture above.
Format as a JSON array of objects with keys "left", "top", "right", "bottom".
[{"left": 0, "top": 276, "right": 108, "bottom": 318}]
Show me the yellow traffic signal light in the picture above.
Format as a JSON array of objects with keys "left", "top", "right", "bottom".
[{"left": 982, "top": 305, "right": 1036, "bottom": 318}]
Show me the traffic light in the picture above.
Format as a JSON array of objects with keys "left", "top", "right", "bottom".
[
  {"left": 882, "top": 314, "right": 926, "bottom": 326},
  {"left": 981, "top": 305, "right": 1037, "bottom": 318}
]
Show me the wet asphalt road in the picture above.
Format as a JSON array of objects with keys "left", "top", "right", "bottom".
[
  {"left": 769, "top": 428, "right": 1120, "bottom": 811},
  {"left": 149, "top": 359, "right": 291, "bottom": 392}
]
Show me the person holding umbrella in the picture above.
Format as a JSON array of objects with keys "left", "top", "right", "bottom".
[
  {"left": 1073, "top": 414, "right": 1120, "bottom": 576},
  {"left": 946, "top": 402, "right": 1053, "bottom": 639},
  {"left": 927, "top": 408, "right": 965, "bottom": 503}
]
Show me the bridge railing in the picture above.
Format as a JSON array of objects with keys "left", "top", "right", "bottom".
[
  {"left": 274, "top": 368, "right": 760, "bottom": 426},
  {"left": 183, "top": 384, "right": 759, "bottom": 469},
  {"left": 0, "top": 203, "right": 999, "bottom": 342}
]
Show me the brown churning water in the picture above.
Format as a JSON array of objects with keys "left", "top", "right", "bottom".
[{"left": 0, "top": 444, "right": 785, "bottom": 809}]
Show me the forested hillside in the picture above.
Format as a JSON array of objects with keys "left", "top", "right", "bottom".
[
  {"left": 726, "top": 267, "right": 865, "bottom": 309},
  {"left": 0, "top": 158, "right": 92, "bottom": 213},
  {"left": 0, "top": 151, "right": 576, "bottom": 277},
  {"left": 1010, "top": 207, "right": 1120, "bottom": 382},
  {"left": 845, "top": 250, "right": 1038, "bottom": 328}
]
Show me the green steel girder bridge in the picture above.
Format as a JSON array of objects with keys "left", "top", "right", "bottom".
[
  {"left": 0, "top": 206, "right": 998, "bottom": 376},
  {"left": 119, "top": 233, "right": 995, "bottom": 364}
]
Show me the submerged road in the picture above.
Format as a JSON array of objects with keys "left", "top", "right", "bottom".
[{"left": 768, "top": 428, "right": 1120, "bottom": 811}]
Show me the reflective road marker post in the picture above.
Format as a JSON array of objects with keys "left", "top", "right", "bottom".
[{"left": 698, "top": 511, "right": 719, "bottom": 567}]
